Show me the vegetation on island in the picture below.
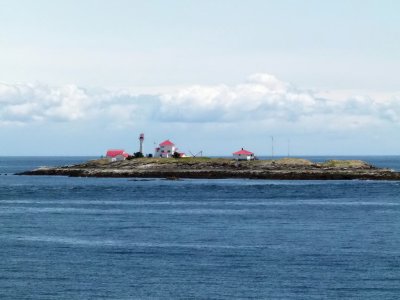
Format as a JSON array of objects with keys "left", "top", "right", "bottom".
[
  {"left": 172, "top": 151, "right": 182, "bottom": 159},
  {"left": 75, "top": 156, "right": 374, "bottom": 169},
  {"left": 19, "top": 156, "right": 399, "bottom": 180}
]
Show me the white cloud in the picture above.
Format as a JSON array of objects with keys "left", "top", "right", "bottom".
[
  {"left": 0, "top": 83, "right": 154, "bottom": 125},
  {"left": 0, "top": 83, "right": 90, "bottom": 123},
  {"left": 1, "top": 74, "right": 400, "bottom": 131},
  {"left": 157, "top": 74, "right": 325, "bottom": 123}
]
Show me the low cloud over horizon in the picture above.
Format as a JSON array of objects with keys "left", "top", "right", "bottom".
[
  {"left": 1, "top": 73, "right": 399, "bottom": 128},
  {"left": 1, "top": 73, "right": 400, "bottom": 155}
]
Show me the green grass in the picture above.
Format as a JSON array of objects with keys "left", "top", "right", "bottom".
[
  {"left": 123, "top": 157, "right": 314, "bottom": 165},
  {"left": 90, "top": 157, "right": 371, "bottom": 169}
]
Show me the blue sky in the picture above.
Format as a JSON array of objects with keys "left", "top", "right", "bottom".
[{"left": 1, "top": 0, "right": 400, "bottom": 155}]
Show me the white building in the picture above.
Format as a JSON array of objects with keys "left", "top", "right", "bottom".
[
  {"left": 106, "top": 149, "right": 129, "bottom": 162},
  {"left": 154, "top": 140, "right": 185, "bottom": 158},
  {"left": 233, "top": 148, "right": 255, "bottom": 161}
]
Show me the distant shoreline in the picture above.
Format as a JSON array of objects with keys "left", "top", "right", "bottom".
[{"left": 16, "top": 157, "right": 400, "bottom": 181}]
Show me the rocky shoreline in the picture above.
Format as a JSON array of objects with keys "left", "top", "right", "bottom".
[{"left": 16, "top": 157, "right": 400, "bottom": 180}]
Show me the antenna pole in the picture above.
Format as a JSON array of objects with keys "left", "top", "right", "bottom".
[{"left": 271, "top": 136, "right": 274, "bottom": 158}]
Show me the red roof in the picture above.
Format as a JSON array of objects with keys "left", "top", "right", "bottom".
[
  {"left": 159, "top": 139, "right": 175, "bottom": 146},
  {"left": 233, "top": 149, "right": 254, "bottom": 155},
  {"left": 106, "top": 149, "right": 129, "bottom": 157}
]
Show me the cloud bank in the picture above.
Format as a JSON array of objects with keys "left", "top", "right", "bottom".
[{"left": 1, "top": 74, "right": 399, "bottom": 129}]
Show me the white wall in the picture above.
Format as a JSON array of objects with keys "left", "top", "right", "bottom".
[
  {"left": 233, "top": 154, "right": 254, "bottom": 161},
  {"left": 154, "top": 145, "right": 176, "bottom": 158}
]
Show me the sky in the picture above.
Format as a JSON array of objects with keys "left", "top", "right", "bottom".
[{"left": 1, "top": 0, "right": 400, "bottom": 156}]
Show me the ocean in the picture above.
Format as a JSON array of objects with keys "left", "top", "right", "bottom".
[{"left": 1, "top": 156, "right": 400, "bottom": 299}]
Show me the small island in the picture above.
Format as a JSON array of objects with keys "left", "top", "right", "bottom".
[{"left": 17, "top": 157, "right": 400, "bottom": 180}]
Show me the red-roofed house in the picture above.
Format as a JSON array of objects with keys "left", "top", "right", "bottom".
[
  {"left": 154, "top": 139, "right": 185, "bottom": 158},
  {"left": 106, "top": 149, "right": 129, "bottom": 161},
  {"left": 233, "top": 148, "right": 255, "bottom": 161}
]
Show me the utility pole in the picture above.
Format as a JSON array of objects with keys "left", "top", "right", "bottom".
[
  {"left": 287, "top": 139, "right": 290, "bottom": 157},
  {"left": 271, "top": 136, "right": 274, "bottom": 158}
]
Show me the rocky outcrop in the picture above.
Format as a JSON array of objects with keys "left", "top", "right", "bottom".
[{"left": 16, "top": 158, "right": 400, "bottom": 180}]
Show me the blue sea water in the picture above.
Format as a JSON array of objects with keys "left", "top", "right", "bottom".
[{"left": 1, "top": 156, "right": 400, "bottom": 299}]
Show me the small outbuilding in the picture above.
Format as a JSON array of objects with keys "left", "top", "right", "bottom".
[
  {"left": 106, "top": 149, "right": 129, "bottom": 162},
  {"left": 233, "top": 148, "right": 255, "bottom": 161}
]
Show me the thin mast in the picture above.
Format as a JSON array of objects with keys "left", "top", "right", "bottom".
[{"left": 271, "top": 136, "right": 274, "bottom": 158}]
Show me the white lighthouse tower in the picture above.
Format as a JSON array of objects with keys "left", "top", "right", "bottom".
[{"left": 139, "top": 133, "right": 144, "bottom": 154}]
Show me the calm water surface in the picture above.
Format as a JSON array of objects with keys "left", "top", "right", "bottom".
[{"left": 0, "top": 156, "right": 400, "bottom": 299}]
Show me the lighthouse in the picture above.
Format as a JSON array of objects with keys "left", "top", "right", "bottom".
[{"left": 139, "top": 133, "right": 144, "bottom": 154}]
